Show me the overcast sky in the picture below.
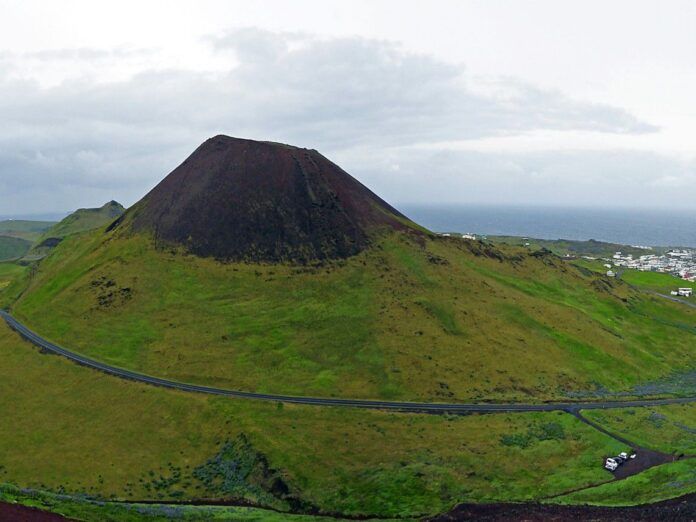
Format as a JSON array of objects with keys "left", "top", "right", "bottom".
[{"left": 2, "top": 0, "right": 696, "bottom": 215}]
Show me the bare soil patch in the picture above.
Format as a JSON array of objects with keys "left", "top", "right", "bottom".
[{"left": 0, "top": 502, "right": 73, "bottom": 521}]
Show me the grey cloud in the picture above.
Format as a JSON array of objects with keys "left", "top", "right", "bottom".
[
  {"left": 24, "top": 47, "right": 154, "bottom": 61},
  {"left": 0, "top": 28, "right": 659, "bottom": 214},
  {"left": 351, "top": 147, "right": 696, "bottom": 209}
]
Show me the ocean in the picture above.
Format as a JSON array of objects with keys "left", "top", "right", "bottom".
[{"left": 401, "top": 205, "right": 696, "bottom": 248}]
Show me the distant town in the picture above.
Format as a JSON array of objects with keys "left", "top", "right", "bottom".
[
  {"left": 445, "top": 232, "right": 696, "bottom": 288},
  {"left": 603, "top": 249, "right": 696, "bottom": 283}
]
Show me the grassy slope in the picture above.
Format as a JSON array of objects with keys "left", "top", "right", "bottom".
[
  {"left": 620, "top": 270, "right": 691, "bottom": 294},
  {"left": 39, "top": 202, "right": 124, "bottom": 241},
  {"left": 553, "top": 459, "right": 696, "bottom": 506},
  {"left": 574, "top": 257, "right": 689, "bottom": 293},
  {"left": 489, "top": 236, "right": 668, "bottom": 259},
  {"left": 0, "top": 262, "right": 32, "bottom": 307},
  {"left": 0, "top": 484, "right": 380, "bottom": 522},
  {"left": 0, "top": 236, "right": 31, "bottom": 261},
  {"left": 9, "top": 229, "right": 695, "bottom": 402},
  {"left": 0, "top": 220, "right": 55, "bottom": 242},
  {"left": 0, "top": 262, "right": 27, "bottom": 292},
  {"left": 583, "top": 404, "right": 696, "bottom": 455},
  {"left": 0, "top": 321, "right": 624, "bottom": 517}
]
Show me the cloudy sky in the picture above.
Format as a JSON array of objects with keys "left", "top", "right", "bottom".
[{"left": 1, "top": 0, "right": 696, "bottom": 215}]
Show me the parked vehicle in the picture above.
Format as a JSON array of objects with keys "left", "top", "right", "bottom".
[
  {"left": 604, "top": 458, "right": 618, "bottom": 471},
  {"left": 604, "top": 451, "right": 635, "bottom": 472}
]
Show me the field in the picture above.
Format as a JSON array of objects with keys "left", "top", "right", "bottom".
[
  {"left": 489, "top": 236, "right": 670, "bottom": 259},
  {"left": 8, "top": 228, "right": 695, "bottom": 403},
  {"left": 620, "top": 269, "right": 690, "bottom": 294},
  {"left": 553, "top": 459, "right": 696, "bottom": 506},
  {"left": 2, "top": 227, "right": 695, "bottom": 518},
  {"left": 583, "top": 404, "right": 696, "bottom": 455},
  {"left": 0, "top": 484, "right": 376, "bottom": 522},
  {"left": 37, "top": 201, "right": 124, "bottom": 242},
  {"left": 0, "top": 236, "right": 31, "bottom": 261},
  {"left": 0, "top": 320, "right": 628, "bottom": 518},
  {"left": 0, "top": 262, "right": 27, "bottom": 292},
  {"left": 0, "top": 220, "right": 55, "bottom": 242}
]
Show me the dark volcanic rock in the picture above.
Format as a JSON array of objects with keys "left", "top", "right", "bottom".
[
  {"left": 429, "top": 493, "right": 696, "bottom": 521},
  {"left": 37, "top": 237, "right": 62, "bottom": 248},
  {"left": 0, "top": 502, "right": 74, "bottom": 521},
  {"left": 121, "top": 136, "right": 418, "bottom": 263}
]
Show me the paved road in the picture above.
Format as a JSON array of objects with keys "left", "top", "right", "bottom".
[
  {"left": 655, "top": 292, "right": 696, "bottom": 309},
  {"left": 2, "top": 310, "right": 695, "bottom": 414}
]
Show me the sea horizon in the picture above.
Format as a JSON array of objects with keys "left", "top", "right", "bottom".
[{"left": 400, "top": 204, "right": 696, "bottom": 249}]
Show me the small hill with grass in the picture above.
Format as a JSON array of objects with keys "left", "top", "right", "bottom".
[
  {"left": 29, "top": 201, "right": 125, "bottom": 258},
  {"left": 6, "top": 136, "right": 695, "bottom": 403},
  {"left": 0, "top": 219, "right": 56, "bottom": 261},
  {"left": 0, "top": 220, "right": 55, "bottom": 242},
  {"left": 44, "top": 201, "right": 124, "bottom": 239},
  {"left": 0, "top": 236, "right": 31, "bottom": 261}
]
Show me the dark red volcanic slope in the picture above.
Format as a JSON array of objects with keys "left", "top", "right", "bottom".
[{"left": 118, "top": 135, "right": 420, "bottom": 262}]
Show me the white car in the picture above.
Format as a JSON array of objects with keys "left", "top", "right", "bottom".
[{"left": 604, "top": 458, "right": 618, "bottom": 471}]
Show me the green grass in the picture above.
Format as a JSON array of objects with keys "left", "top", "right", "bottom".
[
  {"left": 553, "top": 459, "right": 696, "bottom": 506},
  {"left": 489, "top": 236, "right": 669, "bottom": 259},
  {"left": 620, "top": 269, "right": 690, "bottom": 294},
  {"left": 583, "top": 404, "right": 696, "bottom": 455},
  {"left": 2, "top": 230, "right": 695, "bottom": 517},
  {"left": 573, "top": 257, "right": 691, "bottom": 295},
  {"left": 0, "top": 220, "right": 55, "bottom": 242},
  {"left": 0, "top": 262, "right": 27, "bottom": 291},
  {"left": 0, "top": 484, "right": 378, "bottom": 522},
  {"left": 39, "top": 201, "right": 124, "bottom": 241},
  {"left": 7, "top": 230, "right": 695, "bottom": 402},
  {"left": 0, "top": 320, "right": 631, "bottom": 517},
  {"left": 26, "top": 202, "right": 126, "bottom": 260},
  {"left": 0, "top": 236, "right": 31, "bottom": 261}
]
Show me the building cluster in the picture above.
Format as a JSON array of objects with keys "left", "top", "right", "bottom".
[{"left": 607, "top": 249, "right": 696, "bottom": 282}]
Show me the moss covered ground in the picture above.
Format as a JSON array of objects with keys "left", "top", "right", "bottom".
[
  {"left": 0, "top": 319, "right": 629, "bottom": 518},
  {"left": 7, "top": 230, "right": 695, "bottom": 403},
  {"left": 553, "top": 459, "right": 696, "bottom": 506},
  {"left": 583, "top": 404, "right": 696, "bottom": 456}
]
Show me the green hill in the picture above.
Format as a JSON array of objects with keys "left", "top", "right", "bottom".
[
  {"left": 0, "top": 220, "right": 55, "bottom": 242},
  {"left": 28, "top": 201, "right": 125, "bottom": 259},
  {"left": 42, "top": 201, "right": 125, "bottom": 239},
  {"left": 6, "top": 137, "right": 694, "bottom": 403},
  {"left": 0, "top": 236, "right": 31, "bottom": 261},
  {"left": 1, "top": 136, "right": 695, "bottom": 519},
  {"left": 489, "top": 236, "right": 669, "bottom": 258}
]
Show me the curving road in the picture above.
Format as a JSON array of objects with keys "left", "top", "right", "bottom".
[{"left": 2, "top": 310, "right": 695, "bottom": 414}]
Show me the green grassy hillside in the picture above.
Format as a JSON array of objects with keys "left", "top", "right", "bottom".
[
  {"left": 490, "top": 236, "right": 669, "bottom": 258},
  {"left": 26, "top": 201, "right": 125, "bottom": 260},
  {"left": 553, "top": 459, "right": 696, "bottom": 506},
  {"left": 40, "top": 201, "right": 125, "bottom": 241},
  {"left": 0, "top": 236, "right": 31, "bottom": 261},
  {"left": 8, "top": 226, "right": 695, "bottom": 402},
  {"left": 0, "top": 320, "right": 626, "bottom": 518},
  {"left": 0, "top": 220, "right": 55, "bottom": 242},
  {"left": 583, "top": 404, "right": 696, "bottom": 455}
]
